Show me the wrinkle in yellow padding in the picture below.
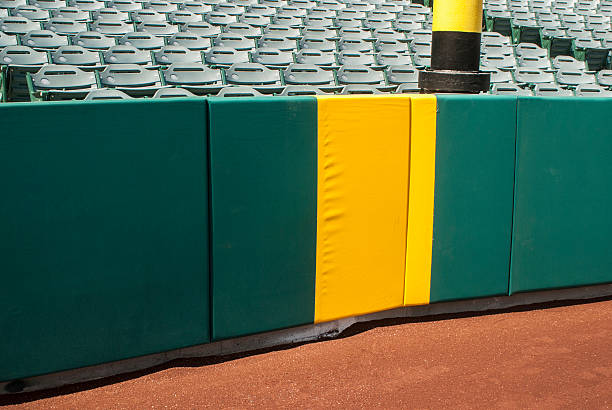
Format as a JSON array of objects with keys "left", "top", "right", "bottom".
[
  {"left": 315, "top": 95, "right": 411, "bottom": 324},
  {"left": 404, "top": 95, "right": 437, "bottom": 306}
]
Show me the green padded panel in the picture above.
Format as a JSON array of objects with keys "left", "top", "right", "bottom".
[
  {"left": 0, "top": 99, "right": 210, "bottom": 381},
  {"left": 511, "top": 97, "right": 612, "bottom": 293},
  {"left": 208, "top": 97, "right": 317, "bottom": 341},
  {"left": 430, "top": 95, "right": 516, "bottom": 303}
]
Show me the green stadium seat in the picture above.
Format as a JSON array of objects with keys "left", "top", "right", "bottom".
[
  {"left": 271, "top": 14, "right": 303, "bottom": 27},
  {"left": 72, "top": 31, "right": 117, "bottom": 50},
  {"left": 103, "top": 44, "right": 153, "bottom": 65},
  {"left": 262, "top": 25, "right": 301, "bottom": 39},
  {"left": 91, "top": 7, "right": 130, "bottom": 21},
  {"left": 213, "top": 32, "right": 256, "bottom": 50},
  {"left": 481, "top": 43, "right": 514, "bottom": 56},
  {"left": 491, "top": 82, "right": 534, "bottom": 95},
  {"left": 167, "top": 10, "right": 202, "bottom": 24},
  {"left": 596, "top": 69, "right": 612, "bottom": 88},
  {"left": 278, "top": 84, "right": 326, "bottom": 95},
  {"left": 282, "top": 63, "right": 336, "bottom": 89},
  {"left": 511, "top": 17, "right": 542, "bottom": 45},
  {"left": 555, "top": 69, "right": 596, "bottom": 88},
  {"left": 153, "top": 45, "right": 203, "bottom": 65},
  {"left": 513, "top": 68, "right": 555, "bottom": 86},
  {"left": 167, "top": 33, "right": 211, "bottom": 51},
  {"left": 294, "top": 48, "right": 336, "bottom": 66},
  {"left": 376, "top": 51, "right": 413, "bottom": 67},
  {"left": 238, "top": 12, "right": 269, "bottom": 27},
  {"left": 481, "top": 31, "right": 512, "bottom": 46},
  {"left": 481, "top": 54, "right": 517, "bottom": 70},
  {"left": 162, "top": 62, "right": 223, "bottom": 94},
  {"left": 393, "top": 18, "right": 422, "bottom": 32},
  {"left": 338, "top": 38, "right": 372, "bottom": 53},
  {"left": 336, "top": 64, "right": 386, "bottom": 87},
  {"left": 553, "top": 55, "right": 587, "bottom": 71},
  {"left": 412, "top": 52, "right": 431, "bottom": 68},
  {"left": 336, "top": 50, "right": 377, "bottom": 66},
  {"left": 517, "top": 55, "right": 551, "bottom": 69},
  {"left": 214, "top": 3, "right": 244, "bottom": 17},
  {"left": 119, "top": 32, "right": 165, "bottom": 50},
  {"left": 28, "top": 64, "right": 98, "bottom": 100},
  {"left": 131, "top": 10, "right": 166, "bottom": 23},
  {"left": 84, "top": 88, "right": 132, "bottom": 99},
  {"left": 395, "top": 82, "right": 420, "bottom": 93},
  {"left": 385, "top": 64, "right": 418, "bottom": 85},
  {"left": 215, "top": 84, "right": 264, "bottom": 96},
  {"left": 50, "top": 45, "right": 104, "bottom": 69},
  {"left": 67, "top": 0, "right": 105, "bottom": 11},
  {"left": 204, "top": 46, "right": 250, "bottom": 67},
  {"left": 247, "top": 4, "right": 276, "bottom": 17},
  {"left": 204, "top": 11, "right": 237, "bottom": 26},
  {"left": 0, "top": 17, "right": 42, "bottom": 35},
  {"left": 373, "top": 28, "right": 405, "bottom": 42},
  {"left": 181, "top": 22, "right": 222, "bottom": 38},
  {"left": 225, "top": 22, "right": 265, "bottom": 39},
  {"left": 136, "top": 21, "right": 180, "bottom": 37},
  {"left": 572, "top": 38, "right": 610, "bottom": 71},
  {"left": 90, "top": 20, "right": 134, "bottom": 37},
  {"left": 541, "top": 28, "right": 573, "bottom": 58},
  {"left": 108, "top": 0, "right": 142, "bottom": 11},
  {"left": 99, "top": 64, "right": 164, "bottom": 97},
  {"left": 339, "top": 28, "right": 372, "bottom": 42},
  {"left": 515, "top": 42, "right": 548, "bottom": 58},
  {"left": 485, "top": 10, "right": 513, "bottom": 36},
  {"left": 0, "top": 45, "right": 50, "bottom": 101},
  {"left": 251, "top": 47, "right": 294, "bottom": 68},
  {"left": 481, "top": 67, "right": 514, "bottom": 84},
  {"left": 223, "top": 62, "right": 282, "bottom": 93},
  {"left": 299, "top": 36, "right": 337, "bottom": 52},
  {"left": 339, "top": 83, "right": 385, "bottom": 94},
  {"left": 12, "top": 5, "right": 51, "bottom": 21},
  {"left": 257, "top": 34, "right": 298, "bottom": 51},
  {"left": 42, "top": 18, "right": 88, "bottom": 35},
  {"left": 0, "top": 0, "right": 26, "bottom": 8},
  {"left": 375, "top": 38, "right": 410, "bottom": 53},
  {"left": 19, "top": 29, "right": 68, "bottom": 50},
  {"left": 0, "top": 31, "right": 18, "bottom": 48},
  {"left": 152, "top": 87, "right": 197, "bottom": 98},
  {"left": 533, "top": 82, "right": 575, "bottom": 96},
  {"left": 574, "top": 83, "right": 612, "bottom": 96},
  {"left": 303, "top": 16, "right": 335, "bottom": 27}
]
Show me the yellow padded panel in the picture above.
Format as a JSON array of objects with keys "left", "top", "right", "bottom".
[
  {"left": 404, "top": 95, "right": 437, "bottom": 306},
  {"left": 432, "top": 0, "right": 483, "bottom": 33},
  {"left": 315, "top": 95, "right": 411, "bottom": 323}
]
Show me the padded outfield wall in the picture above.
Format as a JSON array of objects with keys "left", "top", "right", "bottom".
[{"left": 1, "top": 95, "right": 611, "bottom": 383}]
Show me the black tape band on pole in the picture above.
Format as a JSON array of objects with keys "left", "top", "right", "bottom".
[{"left": 430, "top": 31, "right": 482, "bottom": 72}]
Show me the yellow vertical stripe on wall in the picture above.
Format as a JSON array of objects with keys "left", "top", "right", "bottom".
[
  {"left": 432, "top": 0, "right": 483, "bottom": 33},
  {"left": 314, "top": 95, "right": 411, "bottom": 324},
  {"left": 404, "top": 95, "right": 437, "bottom": 306}
]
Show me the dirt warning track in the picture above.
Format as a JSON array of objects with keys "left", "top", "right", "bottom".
[{"left": 4, "top": 299, "right": 612, "bottom": 409}]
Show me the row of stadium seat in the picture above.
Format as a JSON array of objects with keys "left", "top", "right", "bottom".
[
  {"left": 4, "top": 0, "right": 612, "bottom": 100},
  {"left": 3, "top": 62, "right": 421, "bottom": 100},
  {"left": 491, "top": 81, "right": 612, "bottom": 95}
]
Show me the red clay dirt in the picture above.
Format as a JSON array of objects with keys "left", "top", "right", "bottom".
[{"left": 4, "top": 299, "right": 612, "bottom": 409}]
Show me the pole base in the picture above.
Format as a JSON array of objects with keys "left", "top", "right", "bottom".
[{"left": 418, "top": 69, "right": 490, "bottom": 94}]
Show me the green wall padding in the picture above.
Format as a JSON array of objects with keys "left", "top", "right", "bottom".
[
  {"left": 511, "top": 97, "right": 612, "bottom": 293},
  {"left": 208, "top": 97, "right": 317, "bottom": 341},
  {"left": 430, "top": 95, "right": 516, "bottom": 303},
  {"left": 0, "top": 99, "right": 210, "bottom": 382}
]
